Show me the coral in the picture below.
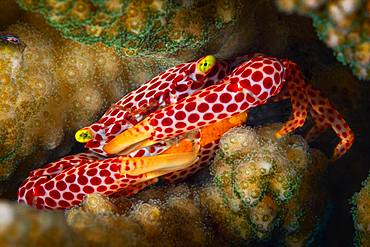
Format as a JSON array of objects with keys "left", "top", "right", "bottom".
[
  {"left": 0, "top": 200, "right": 81, "bottom": 247},
  {"left": 352, "top": 174, "right": 370, "bottom": 247},
  {"left": 66, "top": 186, "right": 209, "bottom": 247},
  {"left": 67, "top": 198, "right": 148, "bottom": 247},
  {"left": 212, "top": 123, "right": 330, "bottom": 244},
  {"left": 275, "top": 0, "right": 370, "bottom": 80},
  {"left": 17, "top": 0, "right": 244, "bottom": 57},
  {"left": 0, "top": 21, "right": 180, "bottom": 195}
]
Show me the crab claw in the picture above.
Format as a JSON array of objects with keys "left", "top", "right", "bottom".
[
  {"left": 103, "top": 117, "right": 155, "bottom": 155},
  {"left": 104, "top": 117, "right": 202, "bottom": 177},
  {"left": 121, "top": 138, "right": 200, "bottom": 176}
]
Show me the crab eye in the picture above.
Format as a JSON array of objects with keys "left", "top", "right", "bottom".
[
  {"left": 197, "top": 55, "right": 216, "bottom": 74},
  {"left": 75, "top": 128, "right": 94, "bottom": 143}
]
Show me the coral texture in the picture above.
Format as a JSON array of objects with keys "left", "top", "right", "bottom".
[
  {"left": 211, "top": 124, "right": 330, "bottom": 245},
  {"left": 352, "top": 174, "right": 370, "bottom": 247},
  {"left": 275, "top": 0, "right": 370, "bottom": 80},
  {"left": 0, "top": 200, "right": 81, "bottom": 247},
  {"left": 18, "top": 0, "right": 243, "bottom": 57},
  {"left": 0, "top": 21, "right": 179, "bottom": 194}
]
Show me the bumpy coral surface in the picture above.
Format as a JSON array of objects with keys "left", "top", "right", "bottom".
[
  {"left": 67, "top": 187, "right": 209, "bottom": 247},
  {"left": 0, "top": 124, "right": 331, "bottom": 246},
  {"left": 212, "top": 123, "right": 330, "bottom": 245},
  {"left": 352, "top": 174, "right": 370, "bottom": 247},
  {"left": 276, "top": 0, "right": 370, "bottom": 80},
  {"left": 18, "top": 0, "right": 243, "bottom": 57},
  {"left": 0, "top": 200, "right": 80, "bottom": 246},
  {"left": 0, "top": 21, "right": 180, "bottom": 194}
]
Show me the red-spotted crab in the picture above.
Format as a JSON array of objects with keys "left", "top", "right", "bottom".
[{"left": 18, "top": 54, "right": 354, "bottom": 209}]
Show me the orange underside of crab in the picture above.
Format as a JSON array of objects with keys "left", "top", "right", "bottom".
[{"left": 163, "top": 112, "right": 248, "bottom": 154}]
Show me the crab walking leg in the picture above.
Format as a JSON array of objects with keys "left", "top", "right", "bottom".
[
  {"left": 268, "top": 86, "right": 290, "bottom": 103},
  {"left": 305, "top": 108, "right": 331, "bottom": 142},
  {"left": 275, "top": 60, "right": 308, "bottom": 138},
  {"left": 305, "top": 84, "right": 354, "bottom": 160},
  {"left": 270, "top": 60, "right": 354, "bottom": 160}
]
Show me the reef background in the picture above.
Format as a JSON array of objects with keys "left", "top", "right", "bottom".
[{"left": 0, "top": 0, "right": 369, "bottom": 246}]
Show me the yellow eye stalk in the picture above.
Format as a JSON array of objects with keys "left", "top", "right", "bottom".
[
  {"left": 197, "top": 55, "right": 216, "bottom": 74},
  {"left": 75, "top": 128, "right": 94, "bottom": 143}
]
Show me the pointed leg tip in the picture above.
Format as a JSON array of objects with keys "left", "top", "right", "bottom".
[{"left": 275, "top": 132, "right": 283, "bottom": 139}]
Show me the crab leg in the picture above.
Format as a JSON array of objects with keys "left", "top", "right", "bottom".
[
  {"left": 305, "top": 108, "right": 330, "bottom": 141},
  {"left": 275, "top": 60, "right": 309, "bottom": 138},
  {"left": 305, "top": 84, "right": 354, "bottom": 160},
  {"left": 269, "top": 59, "right": 354, "bottom": 160}
]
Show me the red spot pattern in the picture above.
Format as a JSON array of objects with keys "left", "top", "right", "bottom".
[{"left": 18, "top": 152, "right": 145, "bottom": 209}]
